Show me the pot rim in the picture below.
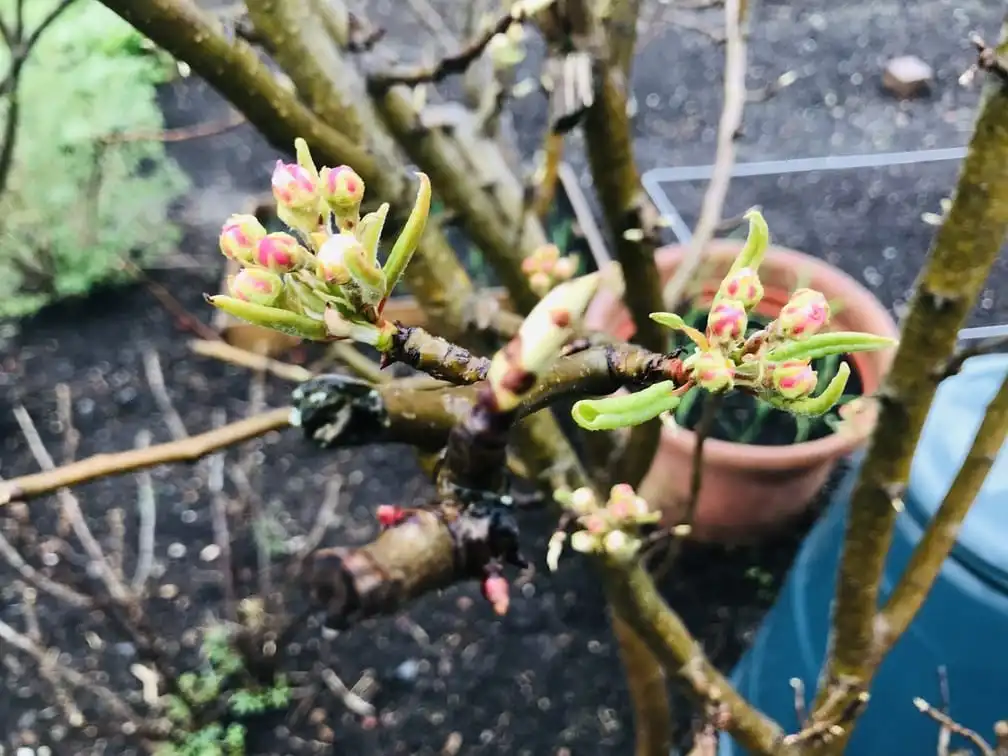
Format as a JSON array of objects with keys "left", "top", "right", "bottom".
[{"left": 591, "top": 240, "right": 900, "bottom": 471}]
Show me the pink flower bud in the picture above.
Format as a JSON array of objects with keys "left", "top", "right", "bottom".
[
  {"left": 319, "top": 165, "right": 364, "bottom": 210},
  {"left": 688, "top": 350, "right": 735, "bottom": 392},
  {"left": 706, "top": 299, "right": 748, "bottom": 345},
  {"left": 552, "top": 256, "right": 578, "bottom": 281},
  {"left": 771, "top": 359, "right": 818, "bottom": 399},
  {"left": 376, "top": 504, "right": 409, "bottom": 528},
  {"left": 316, "top": 234, "right": 364, "bottom": 285},
  {"left": 777, "top": 288, "right": 830, "bottom": 338},
  {"left": 481, "top": 574, "right": 510, "bottom": 616},
  {"left": 271, "top": 160, "right": 319, "bottom": 210},
  {"left": 228, "top": 268, "right": 283, "bottom": 306},
  {"left": 255, "top": 232, "right": 308, "bottom": 272},
  {"left": 719, "top": 266, "right": 764, "bottom": 308},
  {"left": 219, "top": 214, "right": 267, "bottom": 264}
]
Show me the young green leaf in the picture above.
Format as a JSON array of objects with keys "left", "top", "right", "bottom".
[
  {"left": 764, "top": 331, "right": 897, "bottom": 362},
  {"left": 650, "top": 311, "right": 710, "bottom": 351},
  {"left": 383, "top": 173, "right": 431, "bottom": 297},
  {"left": 205, "top": 295, "right": 329, "bottom": 340},
  {"left": 571, "top": 381, "right": 683, "bottom": 431}
]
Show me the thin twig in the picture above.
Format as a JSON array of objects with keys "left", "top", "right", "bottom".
[
  {"left": 368, "top": 4, "right": 542, "bottom": 91},
  {"left": 791, "top": 677, "right": 808, "bottom": 728},
  {"left": 1, "top": 407, "right": 292, "bottom": 505},
  {"left": 294, "top": 476, "right": 343, "bottom": 565},
  {"left": 329, "top": 342, "right": 390, "bottom": 384},
  {"left": 189, "top": 338, "right": 314, "bottom": 383},
  {"left": 661, "top": 0, "right": 748, "bottom": 310},
  {"left": 12, "top": 405, "right": 133, "bottom": 604},
  {"left": 238, "top": 370, "right": 273, "bottom": 599},
  {"left": 0, "top": 529, "right": 91, "bottom": 607},
  {"left": 936, "top": 334, "right": 1008, "bottom": 381},
  {"left": 914, "top": 697, "right": 995, "bottom": 756},
  {"left": 55, "top": 383, "right": 80, "bottom": 464},
  {"left": 131, "top": 430, "right": 157, "bottom": 592},
  {"left": 937, "top": 666, "right": 951, "bottom": 756},
  {"left": 100, "top": 110, "right": 246, "bottom": 145},
  {"left": 320, "top": 667, "right": 376, "bottom": 718},
  {"left": 208, "top": 409, "right": 237, "bottom": 621},
  {"left": 142, "top": 348, "right": 189, "bottom": 441},
  {"left": 0, "top": 617, "right": 144, "bottom": 731}
]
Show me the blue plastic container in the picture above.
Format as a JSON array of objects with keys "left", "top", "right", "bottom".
[{"left": 720, "top": 354, "right": 1008, "bottom": 755}]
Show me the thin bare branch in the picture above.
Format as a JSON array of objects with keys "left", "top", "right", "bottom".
[
  {"left": 142, "top": 348, "right": 189, "bottom": 442},
  {"left": 189, "top": 338, "right": 314, "bottom": 383},
  {"left": 914, "top": 697, "right": 995, "bottom": 756},
  {"left": 130, "top": 430, "right": 157, "bottom": 592},
  {"left": 0, "top": 529, "right": 91, "bottom": 607},
  {"left": 1, "top": 408, "right": 291, "bottom": 505},
  {"left": 13, "top": 405, "right": 133, "bottom": 604},
  {"left": 661, "top": 0, "right": 748, "bottom": 310},
  {"left": 208, "top": 409, "right": 237, "bottom": 621}
]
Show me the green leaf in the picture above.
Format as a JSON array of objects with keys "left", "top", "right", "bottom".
[
  {"left": 649, "top": 312, "right": 710, "bottom": 351},
  {"left": 358, "top": 203, "right": 390, "bottom": 263},
  {"left": 728, "top": 208, "right": 770, "bottom": 277},
  {"left": 764, "top": 332, "right": 897, "bottom": 363},
  {"left": 571, "top": 381, "right": 683, "bottom": 431},
  {"left": 761, "top": 361, "right": 851, "bottom": 417},
  {"left": 206, "top": 295, "right": 329, "bottom": 340},
  {"left": 383, "top": 173, "right": 431, "bottom": 297}
]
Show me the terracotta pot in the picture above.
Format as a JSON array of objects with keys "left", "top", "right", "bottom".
[{"left": 584, "top": 240, "right": 899, "bottom": 544}]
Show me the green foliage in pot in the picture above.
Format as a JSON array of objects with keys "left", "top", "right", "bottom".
[{"left": 0, "top": 0, "right": 189, "bottom": 318}]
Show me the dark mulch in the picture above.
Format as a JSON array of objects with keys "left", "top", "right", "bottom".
[{"left": 2, "top": 0, "right": 1005, "bottom": 753}]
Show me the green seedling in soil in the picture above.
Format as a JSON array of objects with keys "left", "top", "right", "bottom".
[{"left": 155, "top": 626, "right": 291, "bottom": 756}]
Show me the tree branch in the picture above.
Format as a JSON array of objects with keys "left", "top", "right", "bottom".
[
  {"left": 368, "top": 5, "right": 531, "bottom": 91},
  {"left": 660, "top": 0, "right": 748, "bottom": 311},
  {"left": 813, "top": 14, "right": 1008, "bottom": 739},
  {"left": 876, "top": 374, "right": 1008, "bottom": 651},
  {"left": 602, "top": 559, "right": 785, "bottom": 753},
  {"left": 1, "top": 408, "right": 292, "bottom": 505}
]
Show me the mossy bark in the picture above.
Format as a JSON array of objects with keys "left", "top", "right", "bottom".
[{"left": 811, "top": 18, "right": 1008, "bottom": 749}]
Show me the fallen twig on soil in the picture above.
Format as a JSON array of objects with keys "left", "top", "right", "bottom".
[{"left": 1, "top": 408, "right": 292, "bottom": 505}]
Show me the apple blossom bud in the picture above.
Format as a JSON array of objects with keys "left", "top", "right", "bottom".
[
  {"left": 718, "top": 266, "right": 764, "bottom": 309},
  {"left": 569, "top": 530, "right": 599, "bottom": 554},
  {"left": 552, "top": 255, "right": 579, "bottom": 282},
  {"left": 603, "top": 530, "right": 640, "bottom": 561},
  {"left": 706, "top": 299, "right": 748, "bottom": 345},
  {"left": 316, "top": 234, "right": 362, "bottom": 285},
  {"left": 569, "top": 487, "right": 597, "bottom": 515},
  {"left": 481, "top": 574, "right": 510, "bottom": 615},
  {"left": 319, "top": 165, "right": 365, "bottom": 211},
  {"left": 528, "top": 271, "right": 553, "bottom": 296},
  {"left": 777, "top": 288, "right": 830, "bottom": 339},
  {"left": 255, "top": 232, "right": 309, "bottom": 272},
  {"left": 271, "top": 159, "right": 319, "bottom": 210},
  {"left": 687, "top": 350, "right": 735, "bottom": 392},
  {"left": 219, "top": 214, "right": 267, "bottom": 264},
  {"left": 228, "top": 268, "right": 283, "bottom": 306},
  {"left": 771, "top": 360, "right": 818, "bottom": 399}
]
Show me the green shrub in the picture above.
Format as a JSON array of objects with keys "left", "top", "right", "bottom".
[{"left": 0, "top": 0, "right": 189, "bottom": 318}]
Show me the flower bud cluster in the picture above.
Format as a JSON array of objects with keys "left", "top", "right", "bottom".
[
  {"left": 521, "top": 244, "right": 580, "bottom": 297},
  {"left": 209, "top": 139, "right": 430, "bottom": 348},
  {"left": 548, "top": 484, "right": 661, "bottom": 570}
]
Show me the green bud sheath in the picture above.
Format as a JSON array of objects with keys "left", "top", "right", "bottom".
[
  {"left": 383, "top": 173, "right": 431, "bottom": 298},
  {"left": 357, "top": 203, "right": 390, "bottom": 265},
  {"left": 571, "top": 381, "right": 683, "bottom": 431},
  {"left": 205, "top": 295, "right": 329, "bottom": 340},
  {"left": 764, "top": 331, "right": 898, "bottom": 363}
]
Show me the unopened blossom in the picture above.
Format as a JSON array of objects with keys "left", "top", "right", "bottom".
[
  {"left": 718, "top": 266, "right": 764, "bottom": 309},
  {"left": 776, "top": 288, "right": 830, "bottom": 339},
  {"left": 771, "top": 360, "right": 818, "bottom": 399},
  {"left": 219, "top": 214, "right": 267, "bottom": 264},
  {"left": 319, "top": 165, "right": 365, "bottom": 212},
  {"left": 687, "top": 350, "right": 735, "bottom": 392},
  {"left": 255, "top": 232, "right": 309, "bottom": 273},
  {"left": 229, "top": 268, "right": 283, "bottom": 306},
  {"left": 316, "top": 234, "right": 363, "bottom": 285},
  {"left": 481, "top": 574, "right": 510, "bottom": 615},
  {"left": 706, "top": 299, "right": 748, "bottom": 345},
  {"left": 271, "top": 160, "right": 319, "bottom": 210}
]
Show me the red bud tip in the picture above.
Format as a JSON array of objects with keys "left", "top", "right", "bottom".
[{"left": 481, "top": 574, "right": 510, "bottom": 616}]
